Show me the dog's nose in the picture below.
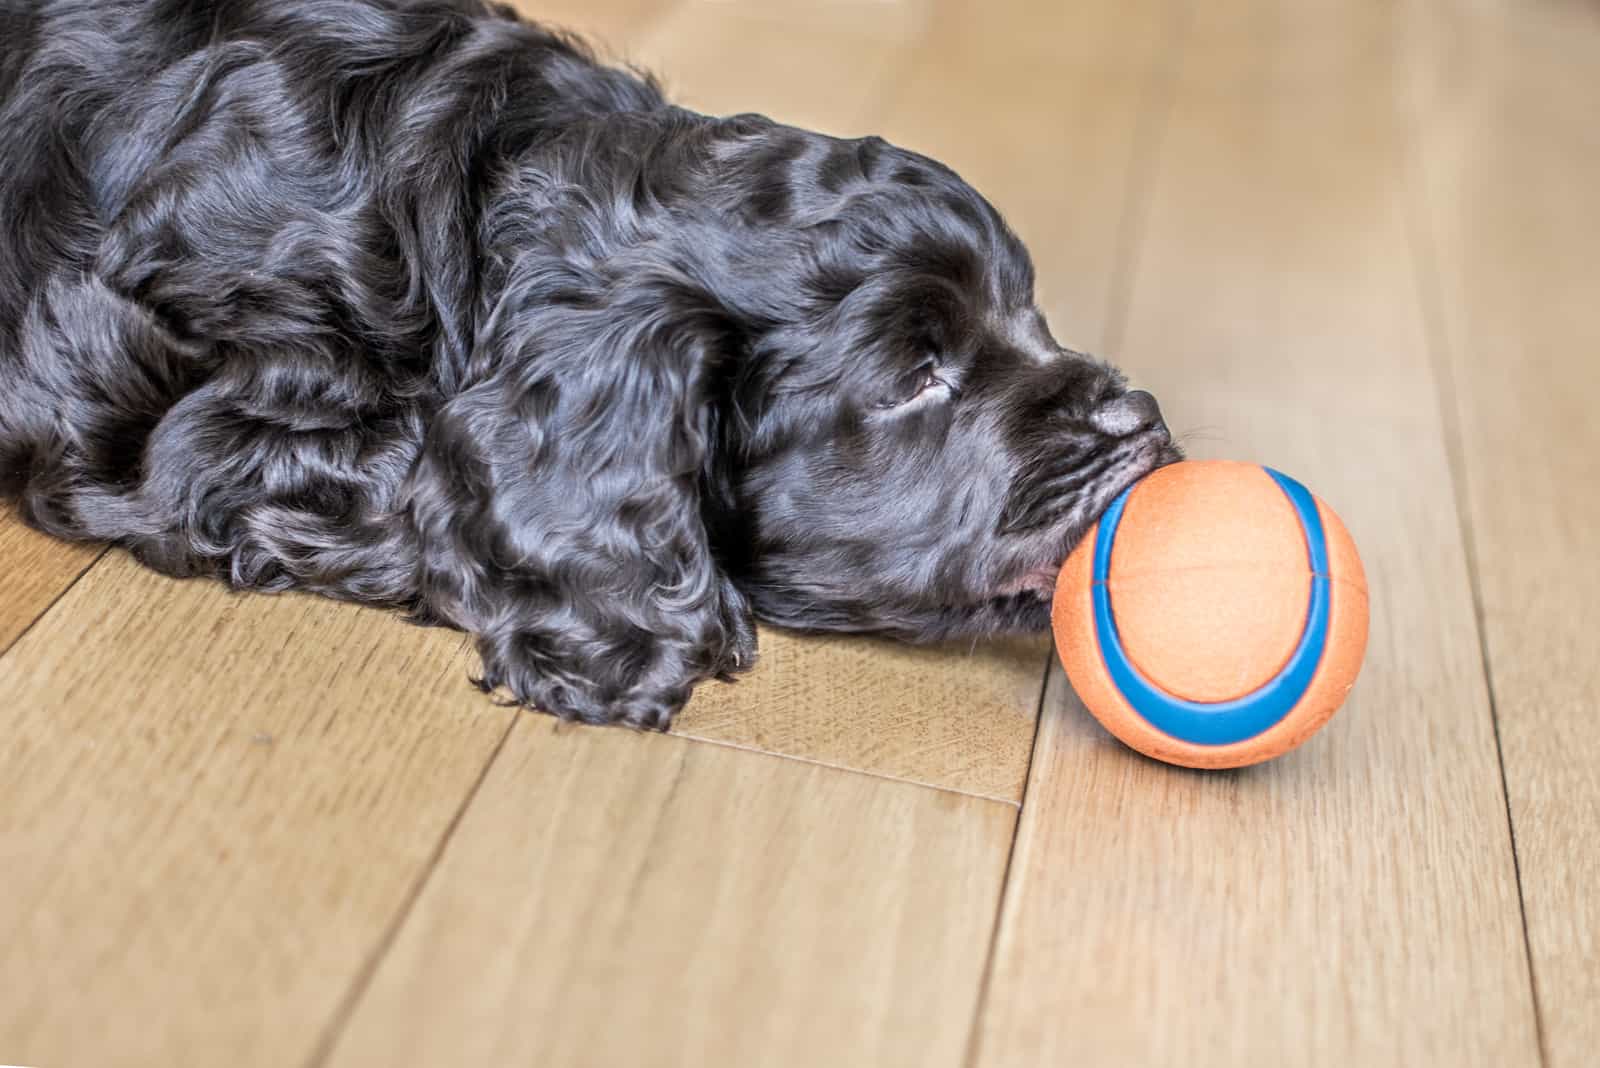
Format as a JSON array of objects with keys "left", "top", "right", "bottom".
[{"left": 1090, "top": 389, "right": 1165, "bottom": 437}]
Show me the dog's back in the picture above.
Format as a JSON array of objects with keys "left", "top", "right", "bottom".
[
  {"left": 0, "top": 0, "right": 664, "bottom": 545},
  {"left": 0, "top": 0, "right": 664, "bottom": 346}
]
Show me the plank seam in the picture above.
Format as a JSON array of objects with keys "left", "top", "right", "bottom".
[
  {"left": 961, "top": 649, "right": 1052, "bottom": 1068},
  {"left": 1398, "top": 70, "right": 1550, "bottom": 1067},
  {"left": 670, "top": 729, "right": 1024, "bottom": 808},
  {"left": 302, "top": 709, "right": 523, "bottom": 1068},
  {"left": 1097, "top": 0, "right": 1193, "bottom": 361},
  {"left": 964, "top": 5, "right": 1191, "bottom": 1058},
  {"left": 0, "top": 542, "right": 110, "bottom": 660}
]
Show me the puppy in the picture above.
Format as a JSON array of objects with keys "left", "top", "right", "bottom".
[{"left": 0, "top": 0, "right": 1179, "bottom": 726}]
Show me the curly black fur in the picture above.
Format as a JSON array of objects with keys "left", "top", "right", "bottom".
[{"left": 0, "top": 0, "right": 1178, "bottom": 727}]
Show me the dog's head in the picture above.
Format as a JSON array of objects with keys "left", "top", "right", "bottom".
[
  {"left": 448, "top": 115, "right": 1177, "bottom": 725},
  {"left": 702, "top": 120, "right": 1181, "bottom": 640}
]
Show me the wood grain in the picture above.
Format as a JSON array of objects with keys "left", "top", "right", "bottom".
[
  {"left": 621, "top": 0, "right": 932, "bottom": 138},
  {"left": 678, "top": 631, "right": 1048, "bottom": 801},
  {"left": 869, "top": 0, "right": 1178, "bottom": 357},
  {"left": 0, "top": 507, "right": 102, "bottom": 653},
  {"left": 508, "top": 0, "right": 681, "bottom": 57},
  {"left": 0, "top": 554, "right": 513, "bottom": 1068},
  {"left": 324, "top": 717, "right": 1015, "bottom": 1068},
  {"left": 974, "top": 1, "right": 1542, "bottom": 1063},
  {"left": 1406, "top": 2, "right": 1600, "bottom": 1063}
]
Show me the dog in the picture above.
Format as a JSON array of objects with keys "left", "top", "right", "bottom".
[{"left": 0, "top": 0, "right": 1179, "bottom": 727}]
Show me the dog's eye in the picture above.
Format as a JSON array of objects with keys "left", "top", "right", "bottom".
[{"left": 874, "top": 363, "right": 945, "bottom": 410}]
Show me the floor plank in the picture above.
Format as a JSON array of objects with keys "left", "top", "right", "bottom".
[
  {"left": 0, "top": 508, "right": 102, "bottom": 654},
  {"left": 668, "top": 0, "right": 1177, "bottom": 793},
  {"left": 0, "top": 555, "right": 513, "bottom": 1068},
  {"left": 974, "top": 2, "right": 1542, "bottom": 1063},
  {"left": 324, "top": 718, "right": 1015, "bottom": 1068},
  {"left": 871, "top": 0, "right": 1180, "bottom": 357},
  {"left": 1407, "top": 2, "right": 1600, "bottom": 1063},
  {"left": 509, "top": 0, "right": 681, "bottom": 58},
  {"left": 623, "top": 0, "right": 931, "bottom": 138}
]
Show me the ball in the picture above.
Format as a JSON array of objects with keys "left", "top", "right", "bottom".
[{"left": 1052, "top": 460, "right": 1369, "bottom": 769}]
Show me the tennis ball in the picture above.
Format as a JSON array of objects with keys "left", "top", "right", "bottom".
[{"left": 1052, "top": 460, "right": 1368, "bottom": 769}]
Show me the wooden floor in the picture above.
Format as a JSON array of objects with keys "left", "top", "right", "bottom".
[{"left": 1, "top": 1, "right": 1595, "bottom": 1065}]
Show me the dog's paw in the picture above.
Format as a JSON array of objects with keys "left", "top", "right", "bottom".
[{"left": 471, "top": 627, "right": 751, "bottom": 731}]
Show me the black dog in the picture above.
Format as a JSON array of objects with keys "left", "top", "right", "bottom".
[{"left": 0, "top": 0, "right": 1178, "bottom": 726}]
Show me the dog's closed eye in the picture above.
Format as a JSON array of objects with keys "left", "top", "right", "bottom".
[{"left": 874, "top": 361, "right": 954, "bottom": 411}]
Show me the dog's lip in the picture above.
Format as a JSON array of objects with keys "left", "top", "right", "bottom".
[
  {"left": 994, "top": 431, "right": 1182, "bottom": 600},
  {"left": 999, "top": 563, "right": 1061, "bottom": 598}
]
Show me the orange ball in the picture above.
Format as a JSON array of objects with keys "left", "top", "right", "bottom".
[{"left": 1052, "top": 460, "right": 1368, "bottom": 769}]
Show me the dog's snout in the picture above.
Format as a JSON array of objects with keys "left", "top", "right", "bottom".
[{"left": 1090, "top": 389, "right": 1165, "bottom": 437}]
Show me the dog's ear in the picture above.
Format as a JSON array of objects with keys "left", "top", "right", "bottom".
[{"left": 405, "top": 262, "right": 756, "bottom": 728}]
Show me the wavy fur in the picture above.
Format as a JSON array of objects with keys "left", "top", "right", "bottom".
[{"left": 0, "top": 0, "right": 1177, "bottom": 726}]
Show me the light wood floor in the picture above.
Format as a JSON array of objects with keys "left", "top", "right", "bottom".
[{"left": 1, "top": 1, "right": 1595, "bottom": 1065}]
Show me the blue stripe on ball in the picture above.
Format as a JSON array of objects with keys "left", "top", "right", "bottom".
[{"left": 1091, "top": 467, "right": 1331, "bottom": 746}]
